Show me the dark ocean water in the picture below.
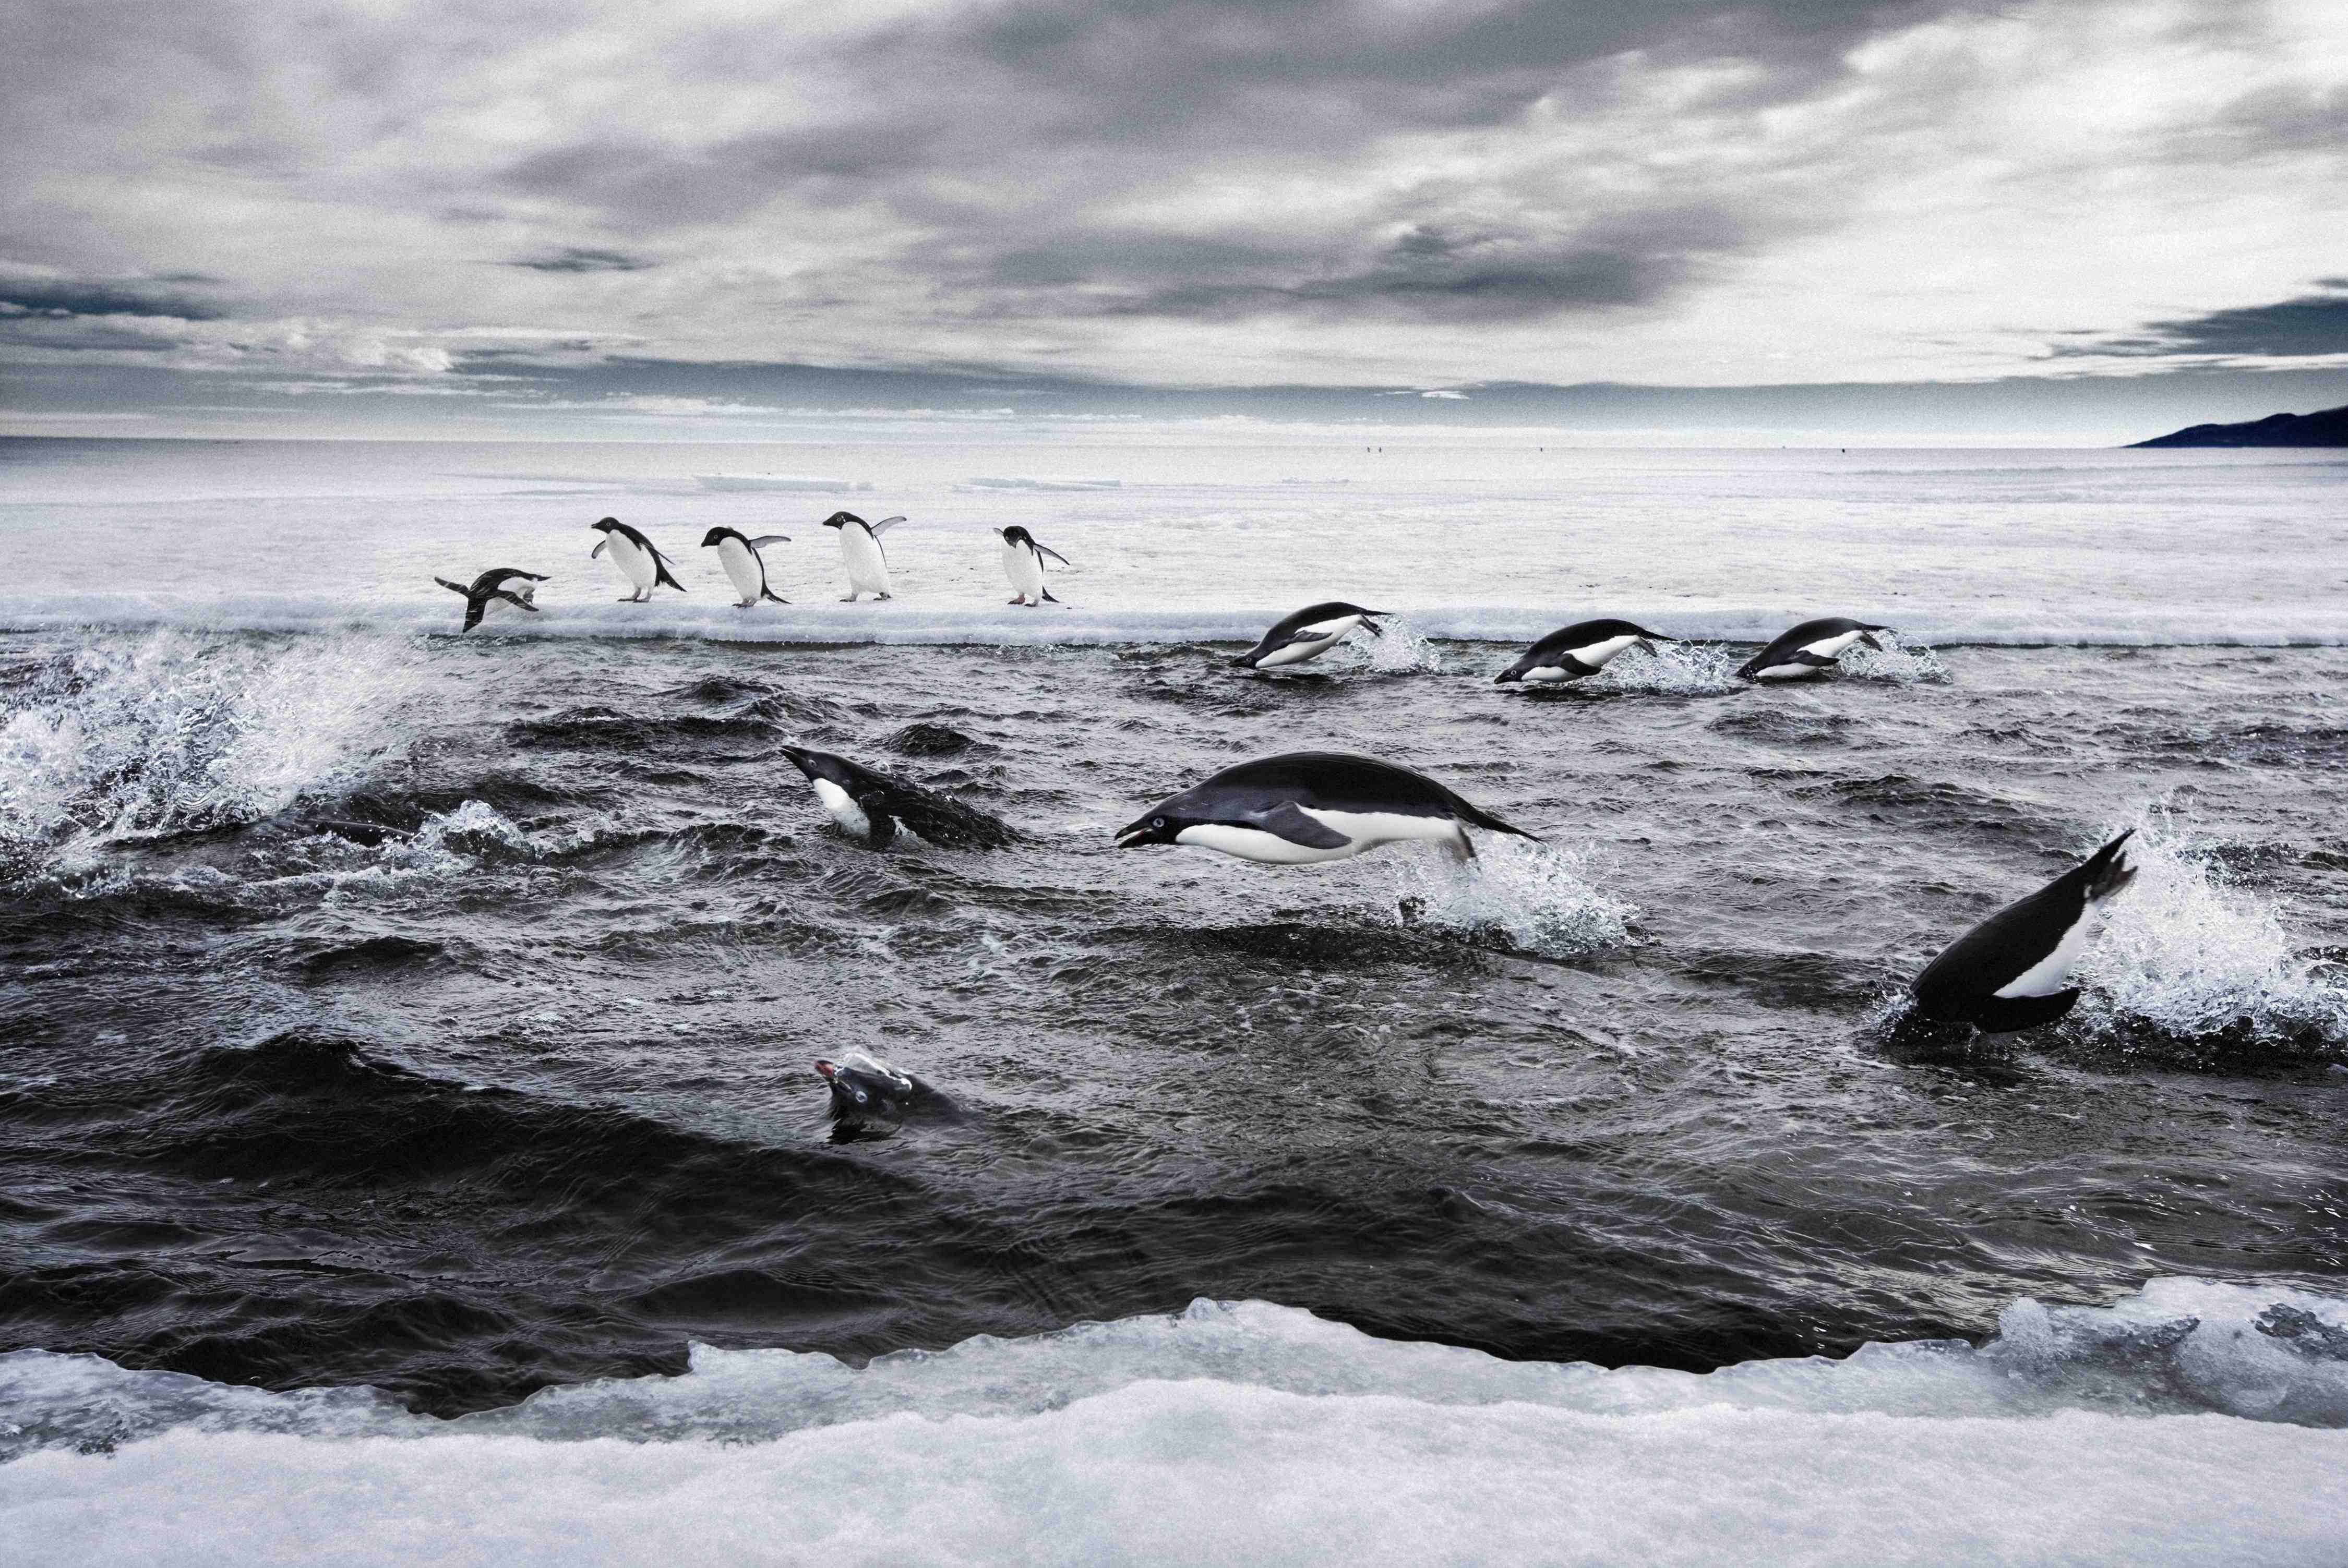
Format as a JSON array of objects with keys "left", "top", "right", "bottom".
[{"left": 2, "top": 628, "right": 2344, "bottom": 1417}]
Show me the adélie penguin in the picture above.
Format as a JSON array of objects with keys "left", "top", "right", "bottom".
[
  {"left": 1908, "top": 830, "right": 2139, "bottom": 1032},
  {"left": 1736, "top": 617, "right": 1888, "bottom": 681},
  {"left": 777, "top": 744, "right": 1016, "bottom": 850},
  {"left": 589, "top": 517, "right": 687, "bottom": 602},
  {"left": 1115, "top": 751, "right": 1536, "bottom": 864},
  {"left": 433, "top": 568, "right": 548, "bottom": 632},
  {"left": 701, "top": 526, "right": 792, "bottom": 608},
  {"left": 1233, "top": 601, "right": 1392, "bottom": 670},
  {"left": 998, "top": 525, "right": 1071, "bottom": 606},
  {"left": 821, "top": 511, "right": 906, "bottom": 601},
  {"left": 1495, "top": 619, "right": 1674, "bottom": 685},
  {"left": 814, "top": 1052, "right": 952, "bottom": 1141}
]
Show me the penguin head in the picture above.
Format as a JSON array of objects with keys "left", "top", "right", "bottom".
[
  {"left": 820, "top": 511, "right": 864, "bottom": 532},
  {"left": 1000, "top": 525, "right": 1035, "bottom": 547},
  {"left": 1113, "top": 804, "right": 1190, "bottom": 849},
  {"left": 590, "top": 517, "right": 621, "bottom": 535},
  {"left": 816, "top": 1054, "right": 915, "bottom": 1131},
  {"left": 700, "top": 527, "right": 737, "bottom": 548}
]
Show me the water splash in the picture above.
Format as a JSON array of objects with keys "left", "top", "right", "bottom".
[
  {"left": 1388, "top": 835, "right": 1636, "bottom": 958},
  {"left": 0, "top": 631, "right": 426, "bottom": 866},
  {"left": 1325, "top": 616, "right": 1445, "bottom": 674},
  {"left": 2074, "top": 808, "right": 2348, "bottom": 1052},
  {"left": 1840, "top": 630, "right": 1952, "bottom": 685},
  {"left": 1582, "top": 640, "right": 1743, "bottom": 695}
]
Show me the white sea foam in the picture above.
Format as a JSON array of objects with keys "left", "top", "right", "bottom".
[
  {"left": 1840, "top": 628, "right": 1954, "bottom": 684},
  {"left": 0, "top": 631, "right": 425, "bottom": 860},
  {"left": 1323, "top": 615, "right": 1445, "bottom": 673},
  {"left": 2077, "top": 809, "right": 2348, "bottom": 1048},
  {"left": 2, "top": 1281, "right": 2345, "bottom": 1566},
  {"left": 1577, "top": 638, "right": 1744, "bottom": 694},
  {"left": 1389, "top": 835, "right": 1636, "bottom": 957}
]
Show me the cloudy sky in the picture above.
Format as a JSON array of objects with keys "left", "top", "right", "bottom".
[{"left": 5, "top": 0, "right": 2345, "bottom": 440}]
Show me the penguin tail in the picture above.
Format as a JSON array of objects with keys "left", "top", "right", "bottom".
[
  {"left": 1041, "top": 587, "right": 1061, "bottom": 604},
  {"left": 762, "top": 586, "right": 789, "bottom": 605},
  {"left": 1449, "top": 792, "right": 1540, "bottom": 843}
]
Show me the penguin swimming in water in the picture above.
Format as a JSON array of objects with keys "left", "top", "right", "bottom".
[
  {"left": 814, "top": 1052, "right": 952, "bottom": 1141},
  {"left": 1494, "top": 619, "right": 1674, "bottom": 685},
  {"left": 777, "top": 744, "right": 1016, "bottom": 849},
  {"left": 998, "top": 525, "right": 1070, "bottom": 606},
  {"left": 433, "top": 568, "right": 548, "bottom": 632},
  {"left": 1115, "top": 751, "right": 1536, "bottom": 864},
  {"left": 589, "top": 518, "right": 687, "bottom": 602},
  {"left": 701, "top": 527, "right": 792, "bottom": 608},
  {"left": 1908, "top": 830, "right": 2138, "bottom": 1032},
  {"left": 1736, "top": 617, "right": 1888, "bottom": 681},
  {"left": 1233, "top": 602, "right": 1392, "bottom": 670},
  {"left": 821, "top": 511, "right": 906, "bottom": 601}
]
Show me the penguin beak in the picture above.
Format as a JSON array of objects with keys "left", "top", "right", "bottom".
[
  {"left": 1493, "top": 668, "right": 1520, "bottom": 684},
  {"left": 1114, "top": 817, "right": 1163, "bottom": 849},
  {"left": 814, "top": 1059, "right": 837, "bottom": 1081}
]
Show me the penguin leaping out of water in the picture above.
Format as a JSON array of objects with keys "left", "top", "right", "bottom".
[
  {"left": 1115, "top": 751, "right": 1536, "bottom": 865},
  {"left": 1494, "top": 619, "right": 1675, "bottom": 685},
  {"left": 777, "top": 744, "right": 1017, "bottom": 850},
  {"left": 1736, "top": 617, "right": 1889, "bottom": 681},
  {"left": 1233, "top": 602, "right": 1392, "bottom": 671},
  {"left": 1908, "top": 830, "right": 2138, "bottom": 1033},
  {"left": 589, "top": 518, "right": 687, "bottom": 602},
  {"left": 999, "top": 525, "right": 1071, "bottom": 606},
  {"left": 701, "top": 527, "right": 792, "bottom": 608},
  {"left": 434, "top": 568, "right": 548, "bottom": 632},
  {"left": 821, "top": 511, "right": 906, "bottom": 602}
]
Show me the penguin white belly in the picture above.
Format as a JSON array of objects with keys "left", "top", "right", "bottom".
[
  {"left": 1994, "top": 908, "right": 2100, "bottom": 997},
  {"left": 602, "top": 535, "right": 656, "bottom": 594},
  {"left": 1002, "top": 539, "right": 1044, "bottom": 602},
  {"left": 841, "top": 526, "right": 892, "bottom": 598},
  {"left": 1750, "top": 662, "right": 1823, "bottom": 681},
  {"left": 717, "top": 538, "right": 763, "bottom": 605},
  {"left": 1257, "top": 616, "right": 1363, "bottom": 668},
  {"left": 1176, "top": 824, "right": 1364, "bottom": 864},
  {"left": 809, "top": 777, "right": 872, "bottom": 838},
  {"left": 1576, "top": 634, "right": 1640, "bottom": 668},
  {"left": 1176, "top": 807, "right": 1465, "bottom": 864}
]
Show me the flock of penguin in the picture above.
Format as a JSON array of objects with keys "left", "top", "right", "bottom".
[{"left": 436, "top": 510, "right": 2141, "bottom": 1136}]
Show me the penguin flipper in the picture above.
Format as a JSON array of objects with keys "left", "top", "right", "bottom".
[
  {"left": 867, "top": 516, "right": 908, "bottom": 536},
  {"left": 591, "top": 539, "right": 608, "bottom": 560},
  {"left": 1971, "top": 989, "right": 2082, "bottom": 1033},
  {"left": 493, "top": 589, "right": 540, "bottom": 614},
  {"left": 1251, "top": 803, "right": 1351, "bottom": 850},
  {"left": 749, "top": 535, "right": 792, "bottom": 548},
  {"left": 859, "top": 792, "right": 898, "bottom": 849},
  {"left": 461, "top": 601, "right": 486, "bottom": 632},
  {"left": 1036, "top": 544, "right": 1071, "bottom": 568}
]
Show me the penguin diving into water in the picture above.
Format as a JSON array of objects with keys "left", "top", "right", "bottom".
[
  {"left": 701, "top": 527, "right": 792, "bottom": 608},
  {"left": 1494, "top": 619, "right": 1675, "bottom": 685},
  {"left": 433, "top": 568, "right": 548, "bottom": 632},
  {"left": 821, "top": 511, "right": 907, "bottom": 601},
  {"left": 814, "top": 1052, "right": 953, "bottom": 1141},
  {"left": 777, "top": 745, "right": 1016, "bottom": 850},
  {"left": 1116, "top": 751, "right": 1536, "bottom": 864},
  {"left": 1908, "top": 830, "right": 2138, "bottom": 1033},
  {"left": 1736, "top": 617, "right": 1889, "bottom": 681},
  {"left": 589, "top": 518, "right": 686, "bottom": 602},
  {"left": 998, "top": 525, "right": 1071, "bottom": 606},
  {"left": 1233, "top": 602, "right": 1392, "bottom": 671}
]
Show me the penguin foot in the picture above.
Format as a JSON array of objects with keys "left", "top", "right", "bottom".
[
  {"left": 876, "top": 593, "right": 893, "bottom": 600},
  {"left": 840, "top": 594, "right": 858, "bottom": 603}
]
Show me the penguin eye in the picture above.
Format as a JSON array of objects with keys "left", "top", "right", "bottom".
[
  {"left": 853, "top": 1089, "right": 868, "bottom": 1103},
  {"left": 1152, "top": 817, "right": 1166, "bottom": 829}
]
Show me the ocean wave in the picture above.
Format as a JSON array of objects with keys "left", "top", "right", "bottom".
[
  {"left": 4, "top": 592, "right": 2345, "bottom": 647},
  {"left": 1388, "top": 836, "right": 1637, "bottom": 959},
  {"left": 2, "top": 1281, "right": 2344, "bottom": 1565}
]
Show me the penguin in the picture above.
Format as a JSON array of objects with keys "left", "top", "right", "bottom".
[
  {"left": 999, "top": 525, "right": 1071, "bottom": 606},
  {"left": 1736, "top": 617, "right": 1889, "bottom": 681},
  {"left": 1114, "top": 751, "right": 1536, "bottom": 864},
  {"left": 589, "top": 517, "right": 687, "bottom": 602},
  {"left": 1233, "top": 601, "right": 1392, "bottom": 670},
  {"left": 701, "top": 527, "right": 792, "bottom": 608},
  {"left": 433, "top": 568, "right": 548, "bottom": 632},
  {"left": 814, "top": 1052, "right": 952, "bottom": 1141},
  {"left": 1494, "top": 619, "right": 1674, "bottom": 684},
  {"left": 777, "top": 745, "right": 1017, "bottom": 850},
  {"left": 1909, "top": 830, "right": 2139, "bottom": 1032},
  {"left": 821, "top": 511, "right": 907, "bottom": 601}
]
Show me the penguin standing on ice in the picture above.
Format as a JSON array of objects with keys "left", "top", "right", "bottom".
[
  {"left": 1494, "top": 619, "right": 1675, "bottom": 685},
  {"left": 433, "top": 568, "right": 548, "bottom": 632},
  {"left": 821, "top": 511, "right": 906, "bottom": 601},
  {"left": 701, "top": 527, "right": 792, "bottom": 608},
  {"left": 1233, "top": 602, "right": 1391, "bottom": 670},
  {"left": 1736, "top": 617, "right": 1888, "bottom": 681},
  {"left": 1115, "top": 751, "right": 1536, "bottom": 864},
  {"left": 998, "top": 526, "right": 1070, "bottom": 606},
  {"left": 1908, "top": 830, "right": 2138, "bottom": 1032},
  {"left": 589, "top": 518, "right": 686, "bottom": 602}
]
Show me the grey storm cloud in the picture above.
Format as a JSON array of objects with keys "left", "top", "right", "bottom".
[
  {"left": 2058, "top": 283, "right": 2348, "bottom": 360},
  {"left": 0, "top": 274, "right": 225, "bottom": 321},
  {"left": 504, "top": 248, "right": 658, "bottom": 274}
]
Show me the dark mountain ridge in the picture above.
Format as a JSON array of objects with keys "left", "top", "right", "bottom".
[{"left": 2130, "top": 403, "right": 2348, "bottom": 448}]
